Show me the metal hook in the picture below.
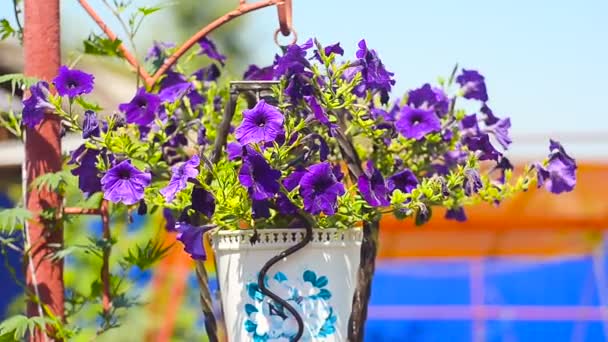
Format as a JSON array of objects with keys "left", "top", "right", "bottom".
[{"left": 276, "top": 0, "right": 293, "bottom": 36}]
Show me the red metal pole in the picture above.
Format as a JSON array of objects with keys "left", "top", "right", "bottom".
[{"left": 23, "top": 0, "right": 64, "bottom": 340}]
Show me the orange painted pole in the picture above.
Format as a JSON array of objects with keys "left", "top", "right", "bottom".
[{"left": 23, "top": 0, "right": 64, "bottom": 340}]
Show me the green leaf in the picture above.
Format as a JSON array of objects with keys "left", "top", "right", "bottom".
[
  {"left": 138, "top": 6, "right": 162, "bottom": 16},
  {"left": 75, "top": 97, "right": 103, "bottom": 112},
  {"left": 83, "top": 34, "right": 123, "bottom": 57},
  {"left": 0, "top": 315, "right": 50, "bottom": 341},
  {"left": 31, "top": 170, "right": 72, "bottom": 193},
  {"left": 121, "top": 240, "right": 172, "bottom": 270},
  {"left": 0, "top": 19, "right": 15, "bottom": 41},
  {"left": 0, "top": 73, "right": 38, "bottom": 90},
  {"left": 0, "top": 208, "right": 32, "bottom": 234}
]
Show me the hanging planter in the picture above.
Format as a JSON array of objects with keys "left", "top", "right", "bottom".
[{"left": 212, "top": 228, "right": 362, "bottom": 341}]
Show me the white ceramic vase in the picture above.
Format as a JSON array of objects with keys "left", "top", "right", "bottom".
[{"left": 211, "top": 228, "right": 363, "bottom": 342}]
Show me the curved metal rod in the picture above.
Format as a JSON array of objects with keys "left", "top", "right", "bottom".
[
  {"left": 257, "top": 224, "right": 313, "bottom": 342},
  {"left": 276, "top": 0, "right": 293, "bottom": 36}
]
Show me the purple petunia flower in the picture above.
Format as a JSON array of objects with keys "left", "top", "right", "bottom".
[
  {"left": 305, "top": 96, "right": 335, "bottom": 130},
  {"left": 535, "top": 140, "right": 577, "bottom": 194},
  {"left": 239, "top": 150, "right": 281, "bottom": 200},
  {"left": 53, "top": 66, "right": 95, "bottom": 98},
  {"left": 407, "top": 84, "right": 450, "bottom": 117},
  {"left": 160, "top": 155, "right": 200, "bottom": 202},
  {"left": 463, "top": 169, "right": 483, "bottom": 196},
  {"left": 70, "top": 147, "right": 101, "bottom": 195},
  {"left": 22, "top": 81, "right": 53, "bottom": 128},
  {"left": 485, "top": 118, "right": 512, "bottom": 150},
  {"left": 395, "top": 106, "right": 441, "bottom": 140},
  {"left": 284, "top": 168, "right": 306, "bottom": 191},
  {"left": 191, "top": 186, "right": 215, "bottom": 218},
  {"left": 197, "top": 37, "right": 226, "bottom": 66},
  {"left": 299, "top": 162, "right": 345, "bottom": 216},
  {"left": 226, "top": 142, "right": 243, "bottom": 160},
  {"left": 119, "top": 87, "right": 161, "bottom": 126},
  {"left": 461, "top": 114, "right": 480, "bottom": 132},
  {"left": 352, "top": 39, "right": 395, "bottom": 104},
  {"left": 163, "top": 208, "right": 176, "bottom": 231},
  {"left": 387, "top": 168, "right": 419, "bottom": 194},
  {"left": 252, "top": 200, "right": 271, "bottom": 219},
  {"left": 235, "top": 100, "right": 284, "bottom": 145},
  {"left": 276, "top": 193, "right": 297, "bottom": 215},
  {"left": 101, "top": 160, "right": 151, "bottom": 205},
  {"left": 358, "top": 161, "right": 390, "bottom": 207},
  {"left": 445, "top": 207, "right": 467, "bottom": 222},
  {"left": 274, "top": 40, "right": 312, "bottom": 78},
  {"left": 243, "top": 64, "right": 274, "bottom": 81},
  {"left": 480, "top": 103, "right": 499, "bottom": 125},
  {"left": 456, "top": 69, "right": 488, "bottom": 102},
  {"left": 82, "top": 110, "right": 100, "bottom": 139},
  {"left": 496, "top": 157, "right": 514, "bottom": 183},
  {"left": 175, "top": 222, "right": 213, "bottom": 260},
  {"left": 146, "top": 41, "right": 175, "bottom": 62},
  {"left": 191, "top": 64, "right": 220, "bottom": 82},
  {"left": 314, "top": 42, "right": 344, "bottom": 61},
  {"left": 463, "top": 133, "right": 501, "bottom": 161},
  {"left": 285, "top": 72, "right": 313, "bottom": 100}
]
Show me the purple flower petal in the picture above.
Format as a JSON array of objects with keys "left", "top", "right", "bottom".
[
  {"left": 235, "top": 100, "right": 284, "bottom": 145},
  {"left": 387, "top": 169, "right": 418, "bottom": 194},
  {"left": 160, "top": 155, "right": 200, "bottom": 202},
  {"left": 119, "top": 87, "right": 161, "bottom": 126},
  {"left": 82, "top": 110, "right": 100, "bottom": 139},
  {"left": 395, "top": 106, "right": 441, "bottom": 140},
  {"left": 456, "top": 69, "right": 488, "bottom": 102},
  {"left": 101, "top": 160, "right": 151, "bottom": 205},
  {"left": 53, "top": 66, "right": 95, "bottom": 98},
  {"left": 175, "top": 222, "right": 212, "bottom": 260},
  {"left": 299, "top": 162, "right": 345, "bottom": 216},
  {"left": 197, "top": 37, "right": 226, "bottom": 66},
  {"left": 239, "top": 150, "right": 281, "bottom": 200},
  {"left": 22, "top": 81, "right": 53, "bottom": 127},
  {"left": 191, "top": 186, "right": 215, "bottom": 218},
  {"left": 358, "top": 161, "right": 390, "bottom": 207},
  {"left": 445, "top": 207, "right": 467, "bottom": 222}
]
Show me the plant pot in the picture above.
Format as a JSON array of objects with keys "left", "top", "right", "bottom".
[{"left": 211, "top": 228, "right": 363, "bottom": 342}]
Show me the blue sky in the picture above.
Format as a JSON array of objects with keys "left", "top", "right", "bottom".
[{"left": 2, "top": 0, "right": 607, "bottom": 140}]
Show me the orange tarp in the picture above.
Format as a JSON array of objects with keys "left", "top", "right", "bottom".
[{"left": 378, "top": 163, "right": 608, "bottom": 258}]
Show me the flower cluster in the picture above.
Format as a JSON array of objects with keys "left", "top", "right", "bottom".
[{"left": 19, "top": 37, "right": 577, "bottom": 262}]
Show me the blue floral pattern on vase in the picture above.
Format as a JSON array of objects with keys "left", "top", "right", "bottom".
[{"left": 244, "top": 270, "right": 337, "bottom": 341}]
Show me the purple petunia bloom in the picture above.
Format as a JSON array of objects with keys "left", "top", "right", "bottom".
[
  {"left": 284, "top": 168, "right": 306, "bottom": 191},
  {"left": 535, "top": 140, "right": 577, "bottom": 194},
  {"left": 461, "top": 114, "right": 480, "bottom": 132},
  {"left": 274, "top": 40, "right": 312, "bottom": 78},
  {"left": 285, "top": 72, "right": 313, "bottom": 100},
  {"left": 239, "top": 150, "right": 281, "bottom": 200},
  {"left": 485, "top": 118, "right": 512, "bottom": 150},
  {"left": 243, "top": 64, "right": 274, "bottom": 81},
  {"left": 198, "top": 37, "right": 226, "bottom": 66},
  {"left": 276, "top": 193, "right": 297, "bottom": 215},
  {"left": 395, "top": 106, "right": 441, "bottom": 140},
  {"left": 192, "top": 64, "right": 221, "bottom": 82},
  {"left": 352, "top": 39, "right": 395, "bottom": 104},
  {"left": 407, "top": 84, "right": 450, "bottom": 117},
  {"left": 101, "top": 160, "right": 151, "bottom": 205},
  {"left": 235, "top": 100, "right": 284, "bottom": 145},
  {"left": 146, "top": 41, "right": 174, "bottom": 62},
  {"left": 82, "top": 110, "right": 100, "bottom": 139},
  {"left": 463, "top": 169, "right": 483, "bottom": 196},
  {"left": 305, "top": 96, "right": 335, "bottom": 129},
  {"left": 299, "top": 162, "right": 345, "bottom": 216},
  {"left": 53, "top": 66, "right": 95, "bottom": 98},
  {"left": 445, "top": 207, "right": 467, "bottom": 222},
  {"left": 314, "top": 42, "right": 344, "bottom": 61},
  {"left": 191, "top": 186, "right": 215, "bottom": 218},
  {"left": 358, "top": 161, "right": 390, "bottom": 207},
  {"left": 456, "top": 69, "right": 488, "bottom": 102},
  {"left": 70, "top": 147, "right": 101, "bottom": 195},
  {"left": 119, "top": 87, "right": 161, "bottom": 126},
  {"left": 496, "top": 157, "right": 514, "bottom": 183},
  {"left": 22, "top": 81, "right": 53, "bottom": 128},
  {"left": 160, "top": 155, "right": 200, "bottom": 202},
  {"left": 387, "top": 168, "right": 419, "bottom": 194},
  {"left": 480, "top": 103, "right": 499, "bottom": 125},
  {"left": 175, "top": 222, "right": 213, "bottom": 260},
  {"left": 464, "top": 133, "right": 501, "bottom": 161},
  {"left": 163, "top": 208, "right": 176, "bottom": 231},
  {"left": 252, "top": 200, "right": 271, "bottom": 219},
  {"left": 226, "top": 142, "right": 243, "bottom": 160}
]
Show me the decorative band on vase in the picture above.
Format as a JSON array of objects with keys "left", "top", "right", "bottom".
[{"left": 211, "top": 228, "right": 363, "bottom": 251}]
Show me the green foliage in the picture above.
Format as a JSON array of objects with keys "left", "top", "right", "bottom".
[
  {"left": 30, "top": 170, "right": 73, "bottom": 194},
  {"left": 83, "top": 34, "right": 123, "bottom": 57},
  {"left": 0, "top": 208, "right": 31, "bottom": 234},
  {"left": 0, "top": 315, "right": 51, "bottom": 341},
  {"left": 0, "top": 19, "right": 16, "bottom": 41},
  {"left": 120, "top": 239, "right": 172, "bottom": 270}
]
